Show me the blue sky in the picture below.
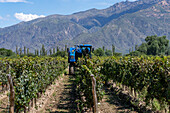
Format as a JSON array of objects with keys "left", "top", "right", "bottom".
[{"left": 0, "top": 0, "right": 136, "bottom": 28}]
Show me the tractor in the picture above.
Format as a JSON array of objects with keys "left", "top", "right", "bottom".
[{"left": 67, "top": 44, "right": 93, "bottom": 74}]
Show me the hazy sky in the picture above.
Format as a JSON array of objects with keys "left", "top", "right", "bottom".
[{"left": 0, "top": 0, "right": 137, "bottom": 28}]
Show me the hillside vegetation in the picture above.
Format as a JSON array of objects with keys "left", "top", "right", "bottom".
[{"left": 0, "top": 0, "right": 169, "bottom": 54}]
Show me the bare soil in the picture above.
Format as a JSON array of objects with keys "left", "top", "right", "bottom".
[
  {"left": 41, "top": 74, "right": 138, "bottom": 113},
  {"left": 0, "top": 96, "right": 8, "bottom": 113},
  {"left": 0, "top": 90, "right": 8, "bottom": 101},
  {"left": 42, "top": 75, "right": 77, "bottom": 113},
  {"left": 0, "top": 87, "right": 9, "bottom": 113},
  {"left": 98, "top": 87, "right": 137, "bottom": 113},
  {"left": 0, "top": 70, "right": 139, "bottom": 113}
]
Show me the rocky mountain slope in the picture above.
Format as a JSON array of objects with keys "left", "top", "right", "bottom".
[{"left": 0, "top": 0, "right": 169, "bottom": 53}]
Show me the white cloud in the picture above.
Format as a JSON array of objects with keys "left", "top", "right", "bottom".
[
  {"left": 14, "top": 13, "right": 45, "bottom": 21},
  {"left": 0, "top": 0, "right": 28, "bottom": 3}
]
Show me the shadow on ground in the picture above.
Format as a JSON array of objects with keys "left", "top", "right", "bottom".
[
  {"left": 50, "top": 75, "right": 77, "bottom": 113},
  {"left": 105, "top": 84, "right": 151, "bottom": 113},
  {"left": 104, "top": 84, "right": 138, "bottom": 113}
]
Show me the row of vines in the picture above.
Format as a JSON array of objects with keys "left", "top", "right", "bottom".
[
  {"left": 0, "top": 56, "right": 68, "bottom": 112},
  {"left": 75, "top": 56, "right": 169, "bottom": 112},
  {"left": 74, "top": 58, "right": 106, "bottom": 112},
  {"left": 101, "top": 56, "right": 170, "bottom": 111},
  {"left": 0, "top": 55, "right": 169, "bottom": 112}
]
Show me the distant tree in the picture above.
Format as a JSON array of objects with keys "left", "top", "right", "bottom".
[
  {"left": 27, "top": 53, "right": 35, "bottom": 57},
  {"left": 105, "top": 49, "right": 112, "bottom": 56},
  {"left": 45, "top": 50, "right": 47, "bottom": 56},
  {"left": 65, "top": 45, "right": 67, "bottom": 52},
  {"left": 147, "top": 40, "right": 159, "bottom": 55},
  {"left": 102, "top": 46, "right": 105, "bottom": 51},
  {"left": 138, "top": 43, "right": 147, "bottom": 54},
  {"left": 112, "top": 44, "right": 115, "bottom": 56},
  {"left": 131, "top": 47, "right": 134, "bottom": 56},
  {"left": 51, "top": 50, "right": 66, "bottom": 57},
  {"left": 167, "top": 47, "right": 170, "bottom": 55},
  {"left": 57, "top": 46, "right": 59, "bottom": 52},
  {"left": 129, "top": 48, "right": 131, "bottom": 54},
  {"left": 19, "top": 48, "right": 22, "bottom": 55},
  {"left": 35, "top": 50, "right": 37, "bottom": 56},
  {"left": 27, "top": 48, "right": 29, "bottom": 55},
  {"left": 36, "top": 49, "right": 39, "bottom": 56},
  {"left": 129, "top": 51, "right": 144, "bottom": 56},
  {"left": 50, "top": 49, "right": 52, "bottom": 55},
  {"left": 24, "top": 46, "right": 26, "bottom": 55},
  {"left": 57, "top": 51, "right": 66, "bottom": 57},
  {"left": 135, "top": 45, "right": 138, "bottom": 51},
  {"left": 94, "top": 48, "right": 105, "bottom": 56},
  {"left": 16, "top": 46, "right": 19, "bottom": 55},
  {"left": 114, "top": 52, "right": 122, "bottom": 56},
  {"left": 0, "top": 48, "right": 15, "bottom": 57},
  {"left": 40, "top": 50, "right": 42, "bottom": 56},
  {"left": 145, "top": 35, "right": 157, "bottom": 45},
  {"left": 129, "top": 35, "right": 169, "bottom": 56},
  {"left": 53, "top": 48, "right": 55, "bottom": 54},
  {"left": 146, "top": 35, "right": 169, "bottom": 55},
  {"left": 41, "top": 44, "right": 46, "bottom": 56}
]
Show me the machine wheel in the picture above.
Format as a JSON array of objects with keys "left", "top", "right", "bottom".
[{"left": 69, "top": 64, "right": 75, "bottom": 75}]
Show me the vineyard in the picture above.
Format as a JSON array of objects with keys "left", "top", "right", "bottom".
[
  {"left": 0, "top": 56, "right": 68, "bottom": 112},
  {"left": 74, "top": 56, "right": 169, "bottom": 112},
  {"left": 0, "top": 56, "right": 169, "bottom": 113}
]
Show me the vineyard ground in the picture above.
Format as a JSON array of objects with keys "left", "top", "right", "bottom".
[
  {"left": 42, "top": 73, "right": 77, "bottom": 113},
  {"left": 0, "top": 90, "right": 8, "bottom": 101},
  {"left": 0, "top": 95, "right": 8, "bottom": 113},
  {"left": 0, "top": 69, "right": 139, "bottom": 113},
  {"left": 0, "top": 87, "right": 9, "bottom": 112},
  {"left": 99, "top": 87, "right": 136, "bottom": 113},
  {"left": 41, "top": 71, "right": 138, "bottom": 113},
  {"left": 32, "top": 74, "right": 65, "bottom": 112}
]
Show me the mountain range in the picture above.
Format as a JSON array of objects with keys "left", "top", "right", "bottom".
[{"left": 0, "top": 0, "right": 169, "bottom": 54}]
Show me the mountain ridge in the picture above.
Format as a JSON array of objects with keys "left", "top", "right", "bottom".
[{"left": 0, "top": 0, "right": 169, "bottom": 54}]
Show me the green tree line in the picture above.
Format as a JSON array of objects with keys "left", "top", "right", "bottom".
[
  {"left": 93, "top": 45, "right": 122, "bottom": 57},
  {"left": 0, "top": 35, "right": 169, "bottom": 58},
  {"left": 129, "top": 35, "right": 170, "bottom": 56}
]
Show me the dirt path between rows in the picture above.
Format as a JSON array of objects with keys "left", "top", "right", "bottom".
[
  {"left": 0, "top": 88, "right": 9, "bottom": 113},
  {"left": 41, "top": 73, "right": 137, "bottom": 113},
  {"left": 41, "top": 74, "right": 77, "bottom": 113},
  {"left": 0, "top": 73, "right": 138, "bottom": 113},
  {"left": 98, "top": 87, "right": 137, "bottom": 113},
  {"left": 0, "top": 96, "right": 8, "bottom": 113}
]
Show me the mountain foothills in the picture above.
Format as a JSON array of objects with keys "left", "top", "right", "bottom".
[{"left": 0, "top": 0, "right": 169, "bottom": 54}]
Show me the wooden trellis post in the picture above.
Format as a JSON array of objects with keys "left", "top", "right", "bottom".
[
  {"left": 7, "top": 74, "right": 15, "bottom": 113},
  {"left": 90, "top": 74, "right": 98, "bottom": 113}
]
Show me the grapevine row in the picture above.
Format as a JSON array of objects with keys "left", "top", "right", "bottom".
[
  {"left": 75, "top": 56, "right": 169, "bottom": 111},
  {"left": 101, "top": 56, "right": 169, "bottom": 107},
  {"left": 0, "top": 56, "right": 68, "bottom": 112},
  {"left": 74, "top": 58, "right": 105, "bottom": 112}
]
